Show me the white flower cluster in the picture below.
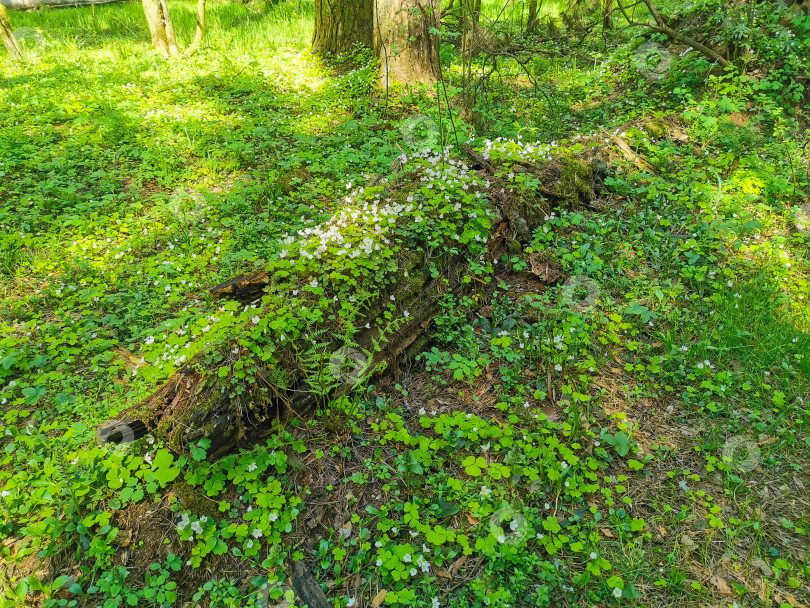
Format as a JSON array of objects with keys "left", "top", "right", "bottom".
[
  {"left": 481, "top": 138, "right": 557, "bottom": 163},
  {"left": 278, "top": 193, "right": 399, "bottom": 262},
  {"left": 176, "top": 512, "right": 207, "bottom": 536}
]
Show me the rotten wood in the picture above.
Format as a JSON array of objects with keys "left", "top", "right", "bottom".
[
  {"left": 97, "top": 148, "right": 608, "bottom": 459},
  {"left": 284, "top": 561, "right": 331, "bottom": 608},
  {"left": 209, "top": 271, "right": 270, "bottom": 304},
  {"left": 612, "top": 136, "right": 659, "bottom": 175}
]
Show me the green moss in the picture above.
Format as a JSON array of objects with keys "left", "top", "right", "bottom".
[
  {"left": 280, "top": 167, "right": 310, "bottom": 195},
  {"left": 641, "top": 117, "right": 669, "bottom": 139},
  {"left": 558, "top": 155, "right": 595, "bottom": 207},
  {"left": 172, "top": 481, "right": 220, "bottom": 519}
]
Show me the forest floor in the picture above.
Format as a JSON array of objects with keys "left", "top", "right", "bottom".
[{"left": 1, "top": 1, "right": 809, "bottom": 607}]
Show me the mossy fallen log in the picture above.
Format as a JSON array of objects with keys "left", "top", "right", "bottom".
[{"left": 97, "top": 142, "right": 607, "bottom": 459}]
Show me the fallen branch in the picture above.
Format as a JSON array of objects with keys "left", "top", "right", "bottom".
[
  {"left": 616, "top": 0, "right": 729, "bottom": 68},
  {"left": 612, "top": 136, "right": 659, "bottom": 174}
]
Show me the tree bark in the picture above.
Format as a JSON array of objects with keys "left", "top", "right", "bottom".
[
  {"left": 603, "top": 0, "right": 613, "bottom": 30},
  {"left": 374, "top": 0, "right": 441, "bottom": 86},
  {"left": 0, "top": 4, "right": 21, "bottom": 60},
  {"left": 527, "top": 0, "right": 540, "bottom": 33},
  {"left": 285, "top": 562, "right": 331, "bottom": 608},
  {"left": 97, "top": 147, "right": 608, "bottom": 459},
  {"left": 142, "top": 0, "right": 180, "bottom": 58},
  {"left": 185, "top": 0, "right": 206, "bottom": 56},
  {"left": 311, "top": 0, "right": 373, "bottom": 55}
]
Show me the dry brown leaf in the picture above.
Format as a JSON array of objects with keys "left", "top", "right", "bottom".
[
  {"left": 752, "top": 577, "right": 768, "bottom": 602},
  {"left": 371, "top": 590, "right": 388, "bottom": 607},
  {"left": 113, "top": 347, "right": 143, "bottom": 371},
  {"left": 774, "top": 592, "right": 807, "bottom": 608},
  {"left": 116, "top": 530, "right": 132, "bottom": 548},
  {"left": 709, "top": 574, "right": 735, "bottom": 596},
  {"left": 435, "top": 568, "right": 451, "bottom": 579},
  {"left": 466, "top": 513, "right": 479, "bottom": 525},
  {"left": 751, "top": 557, "right": 773, "bottom": 576},
  {"left": 449, "top": 555, "right": 468, "bottom": 576}
]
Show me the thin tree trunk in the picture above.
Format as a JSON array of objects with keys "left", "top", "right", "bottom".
[
  {"left": 185, "top": 0, "right": 206, "bottom": 56},
  {"left": 311, "top": 0, "right": 373, "bottom": 55},
  {"left": 527, "top": 0, "right": 540, "bottom": 33},
  {"left": 142, "top": 0, "right": 180, "bottom": 57},
  {"left": 374, "top": 0, "right": 440, "bottom": 86},
  {"left": 0, "top": 5, "right": 21, "bottom": 60},
  {"left": 603, "top": 0, "right": 613, "bottom": 30},
  {"left": 159, "top": 0, "right": 180, "bottom": 56}
]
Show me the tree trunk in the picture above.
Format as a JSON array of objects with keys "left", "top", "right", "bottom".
[
  {"left": 0, "top": 4, "right": 21, "bottom": 60},
  {"left": 603, "top": 0, "right": 613, "bottom": 30},
  {"left": 460, "top": 0, "right": 483, "bottom": 60},
  {"left": 527, "top": 0, "right": 540, "bottom": 33},
  {"left": 97, "top": 146, "right": 608, "bottom": 459},
  {"left": 185, "top": 0, "right": 206, "bottom": 56},
  {"left": 311, "top": 0, "right": 373, "bottom": 55},
  {"left": 142, "top": 0, "right": 180, "bottom": 58},
  {"left": 374, "top": 0, "right": 440, "bottom": 86}
]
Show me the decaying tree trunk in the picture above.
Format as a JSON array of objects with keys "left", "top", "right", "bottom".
[
  {"left": 98, "top": 145, "right": 608, "bottom": 459},
  {"left": 374, "top": 0, "right": 441, "bottom": 86},
  {"left": 285, "top": 562, "right": 331, "bottom": 608},
  {"left": 142, "top": 0, "right": 181, "bottom": 58},
  {"left": 311, "top": 0, "right": 373, "bottom": 55},
  {"left": 0, "top": 4, "right": 20, "bottom": 60}
]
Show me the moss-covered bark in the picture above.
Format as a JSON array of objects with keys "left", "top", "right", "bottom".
[
  {"left": 98, "top": 145, "right": 607, "bottom": 459},
  {"left": 374, "top": 0, "right": 440, "bottom": 85},
  {"left": 311, "top": 0, "right": 373, "bottom": 55}
]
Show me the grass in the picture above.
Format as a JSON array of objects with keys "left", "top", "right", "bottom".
[{"left": 1, "top": 0, "right": 810, "bottom": 607}]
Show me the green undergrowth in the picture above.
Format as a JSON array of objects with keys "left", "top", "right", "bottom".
[{"left": 1, "top": 0, "right": 810, "bottom": 607}]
